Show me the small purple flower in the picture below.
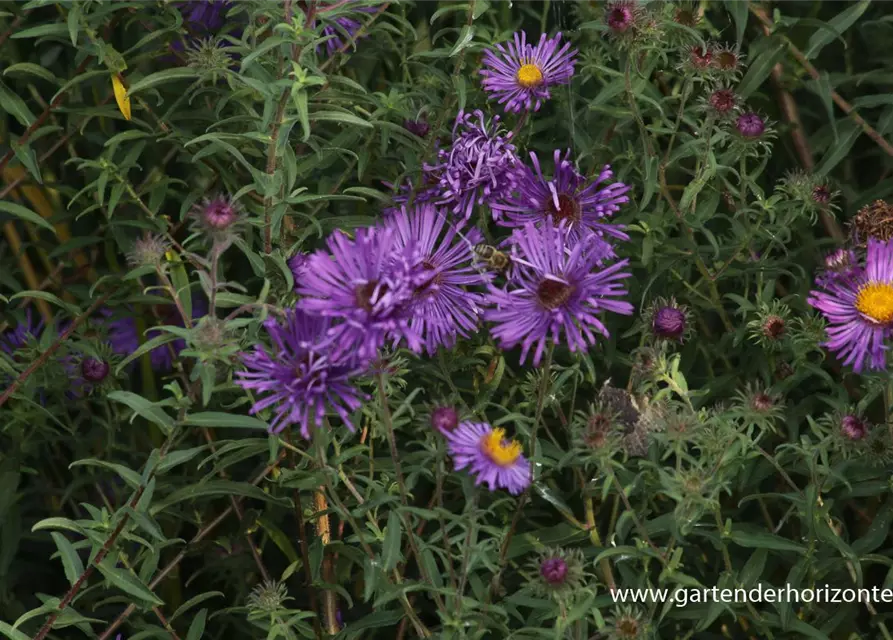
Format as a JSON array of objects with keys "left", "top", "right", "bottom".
[
  {"left": 384, "top": 203, "right": 489, "bottom": 354},
  {"left": 480, "top": 32, "right": 577, "bottom": 113},
  {"left": 492, "top": 149, "right": 630, "bottom": 244},
  {"left": 235, "top": 308, "right": 367, "bottom": 437},
  {"left": 808, "top": 238, "right": 893, "bottom": 372},
  {"left": 444, "top": 422, "right": 530, "bottom": 494},
  {"left": 736, "top": 112, "right": 765, "bottom": 138},
  {"left": 653, "top": 306, "right": 686, "bottom": 340},
  {"left": 297, "top": 226, "right": 425, "bottom": 360},
  {"left": 0, "top": 309, "right": 43, "bottom": 354},
  {"left": 318, "top": 5, "right": 377, "bottom": 56},
  {"left": 540, "top": 557, "right": 569, "bottom": 585},
  {"left": 81, "top": 358, "right": 110, "bottom": 383},
  {"left": 179, "top": 1, "right": 229, "bottom": 33},
  {"left": 195, "top": 195, "right": 240, "bottom": 232},
  {"left": 431, "top": 406, "right": 459, "bottom": 434},
  {"left": 105, "top": 296, "right": 208, "bottom": 372},
  {"left": 841, "top": 414, "right": 868, "bottom": 441},
  {"left": 483, "top": 219, "right": 634, "bottom": 366},
  {"left": 423, "top": 110, "right": 520, "bottom": 221},
  {"left": 403, "top": 118, "right": 430, "bottom": 138}
]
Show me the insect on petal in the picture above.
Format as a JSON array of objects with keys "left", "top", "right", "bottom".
[{"left": 112, "top": 74, "right": 131, "bottom": 121}]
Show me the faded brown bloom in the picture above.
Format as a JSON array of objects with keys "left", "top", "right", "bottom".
[{"left": 851, "top": 200, "right": 893, "bottom": 245}]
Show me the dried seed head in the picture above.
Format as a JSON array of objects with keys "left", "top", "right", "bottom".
[{"left": 851, "top": 200, "right": 893, "bottom": 244}]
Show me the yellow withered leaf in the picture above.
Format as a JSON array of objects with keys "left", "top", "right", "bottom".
[{"left": 112, "top": 74, "right": 131, "bottom": 121}]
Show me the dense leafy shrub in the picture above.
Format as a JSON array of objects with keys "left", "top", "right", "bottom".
[{"left": 3, "top": 1, "right": 893, "bottom": 638}]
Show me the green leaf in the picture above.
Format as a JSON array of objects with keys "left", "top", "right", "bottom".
[
  {"left": 381, "top": 510, "right": 403, "bottom": 572},
  {"left": 186, "top": 609, "right": 208, "bottom": 640},
  {"left": 157, "top": 447, "right": 206, "bottom": 474},
  {"left": 50, "top": 532, "right": 85, "bottom": 587},
  {"left": 450, "top": 25, "right": 475, "bottom": 56},
  {"left": 0, "top": 621, "right": 30, "bottom": 640},
  {"left": 729, "top": 529, "right": 807, "bottom": 554},
  {"left": 814, "top": 121, "right": 861, "bottom": 177},
  {"left": 149, "top": 480, "right": 283, "bottom": 515},
  {"left": 0, "top": 80, "right": 36, "bottom": 127},
  {"left": 3, "top": 63, "right": 59, "bottom": 84},
  {"left": 430, "top": 4, "right": 469, "bottom": 23},
  {"left": 69, "top": 459, "right": 142, "bottom": 489},
  {"left": 107, "top": 391, "right": 174, "bottom": 434},
  {"left": 126, "top": 68, "right": 201, "bottom": 95},
  {"left": 10, "top": 22, "right": 69, "bottom": 39},
  {"left": 310, "top": 110, "right": 373, "bottom": 129},
  {"left": 293, "top": 89, "right": 310, "bottom": 142},
  {"left": 9, "top": 290, "right": 79, "bottom": 315},
  {"left": 114, "top": 331, "right": 180, "bottom": 374},
  {"left": 31, "top": 517, "right": 85, "bottom": 535},
  {"left": 12, "top": 140, "right": 43, "bottom": 184},
  {"left": 0, "top": 201, "right": 56, "bottom": 233},
  {"left": 170, "top": 591, "right": 224, "bottom": 622},
  {"left": 805, "top": 0, "right": 871, "bottom": 60},
  {"left": 184, "top": 412, "right": 268, "bottom": 430},
  {"left": 96, "top": 559, "right": 164, "bottom": 606},
  {"left": 724, "top": 0, "right": 749, "bottom": 45},
  {"left": 808, "top": 71, "right": 838, "bottom": 143},
  {"left": 737, "top": 39, "right": 786, "bottom": 99},
  {"left": 853, "top": 497, "right": 893, "bottom": 556}
]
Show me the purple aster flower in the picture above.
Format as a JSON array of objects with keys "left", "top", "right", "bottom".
[
  {"left": 480, "top": 32, "right": 577, "bottom": 113},
  {"left": 492, "top": 149, "right": 630, "bottom": 243},
  {"left": 288, "top": 252, "right": 308, "bottom": 286},
  {"left": 816, "top": 248, "right": 861, "bottom": 288},
  {"left": 483, "top": 219, "right": 634, "bottom": 366},
  {"left": 235, "top": 308, "right": 366, "bottom": 437},
  {"left": 318, "top": 5, "right": 377, "bottom": 56},
  {"left": 444, "top": 421, "right": 530, "bottom": 494},
  {"left": 297, "top": 226, "right": 426, "bottom": 360},
  {"left": 1, "top": 309, "right": 43, "bottom": 354},
  {"left": 736, "top": 112, "right": 766, "bottom": 138},
  {"left": 105, "top": 296, "right": 208, "bottom": 372},
  {"left": 431, "top": 405, "right": 459, "bottom": 434},
  {"left": 178, "top": 1, "right": 229, "bottom": 33},
  {"left": 193, "top": 195, "right": 241, "bottom": 232},
  {"left": 807, "top": 238, "right": 893, "bottom": 372},
  {"left": 424, "top": 110, "right": 520, "bottom": 221},
  {"left": 540, "top": 557, "right": 569, "bottom": 585},
  {"left": 384, "top": 203, "right": 489, "bottom": 354}
]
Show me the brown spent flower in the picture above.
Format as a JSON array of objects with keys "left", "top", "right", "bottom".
[
  {"left": 850, "top": 200, "right": 893, "bottom": 244},
  {"left": 761, "top": 315, "right": 786, "bottom": 339}
]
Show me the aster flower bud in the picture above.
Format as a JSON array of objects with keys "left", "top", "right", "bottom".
[
  {"left": 605, "top": 0, "right": 638, "bottom": 33},
  {"left": 736, "top": 111, "right": 766, "bottom": 138},
  {"left": 127, "top": 233, "right": 170, "bottom": 269},
  {"left": 246, "top": 580, "right": 291, "bottom": 617},
  {"left": 403, "top": 118, "right": 430, "bottom": 138},
  {"left": 706, "top": 87, "right": 738, "bottom": 116},
  {"left": 527, "top": 547, "right": 586, "bottom": 600},
  {"left": 761, "top": 315, "right": 786, "bottom": 339},
  {"left": 673, "top": 5, "right": 700, "bottom": 29},
  {"left": 711, "top": 44, "right": 745, "bottom": 78},
  {"left": 841, "top": 414, "right": 868, "bottom": 441},
  {"left": 645, "top": 297, "right": 690, "bottom": 343},
  {"left": 430, "top": 405, "right": 459, "bottom": 434},
  {"left": 813, "top": 184, "right": 831, "bottom": 204},
  {"left": 750, "top": 391, "right": 775, "bottom": 412},
  {"left": 80, "top": 357, "right": 110, "bottom": 383},
  {"left": 192, "top": 196, "right": 243, "bottom": 247},
  {"left": 680, "top": 44, "right": 712, "bottom": 75},
  {"left": 607, "top": 607, "right": 646, "bottom": 639}
]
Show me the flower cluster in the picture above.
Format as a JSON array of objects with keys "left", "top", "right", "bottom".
[{"left": 231, "top": 29, "right": 635, "bottom": 497}]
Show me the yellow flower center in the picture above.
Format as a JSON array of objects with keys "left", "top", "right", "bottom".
[
  {"left": 516, "top": 63, "right": 544, "bottom": 88},
  {"left": 480, "top": 428, "right": 522, "bottom": 466},
  {"left": 856, "top": 282, "right": 893, "bottom": 324}
]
